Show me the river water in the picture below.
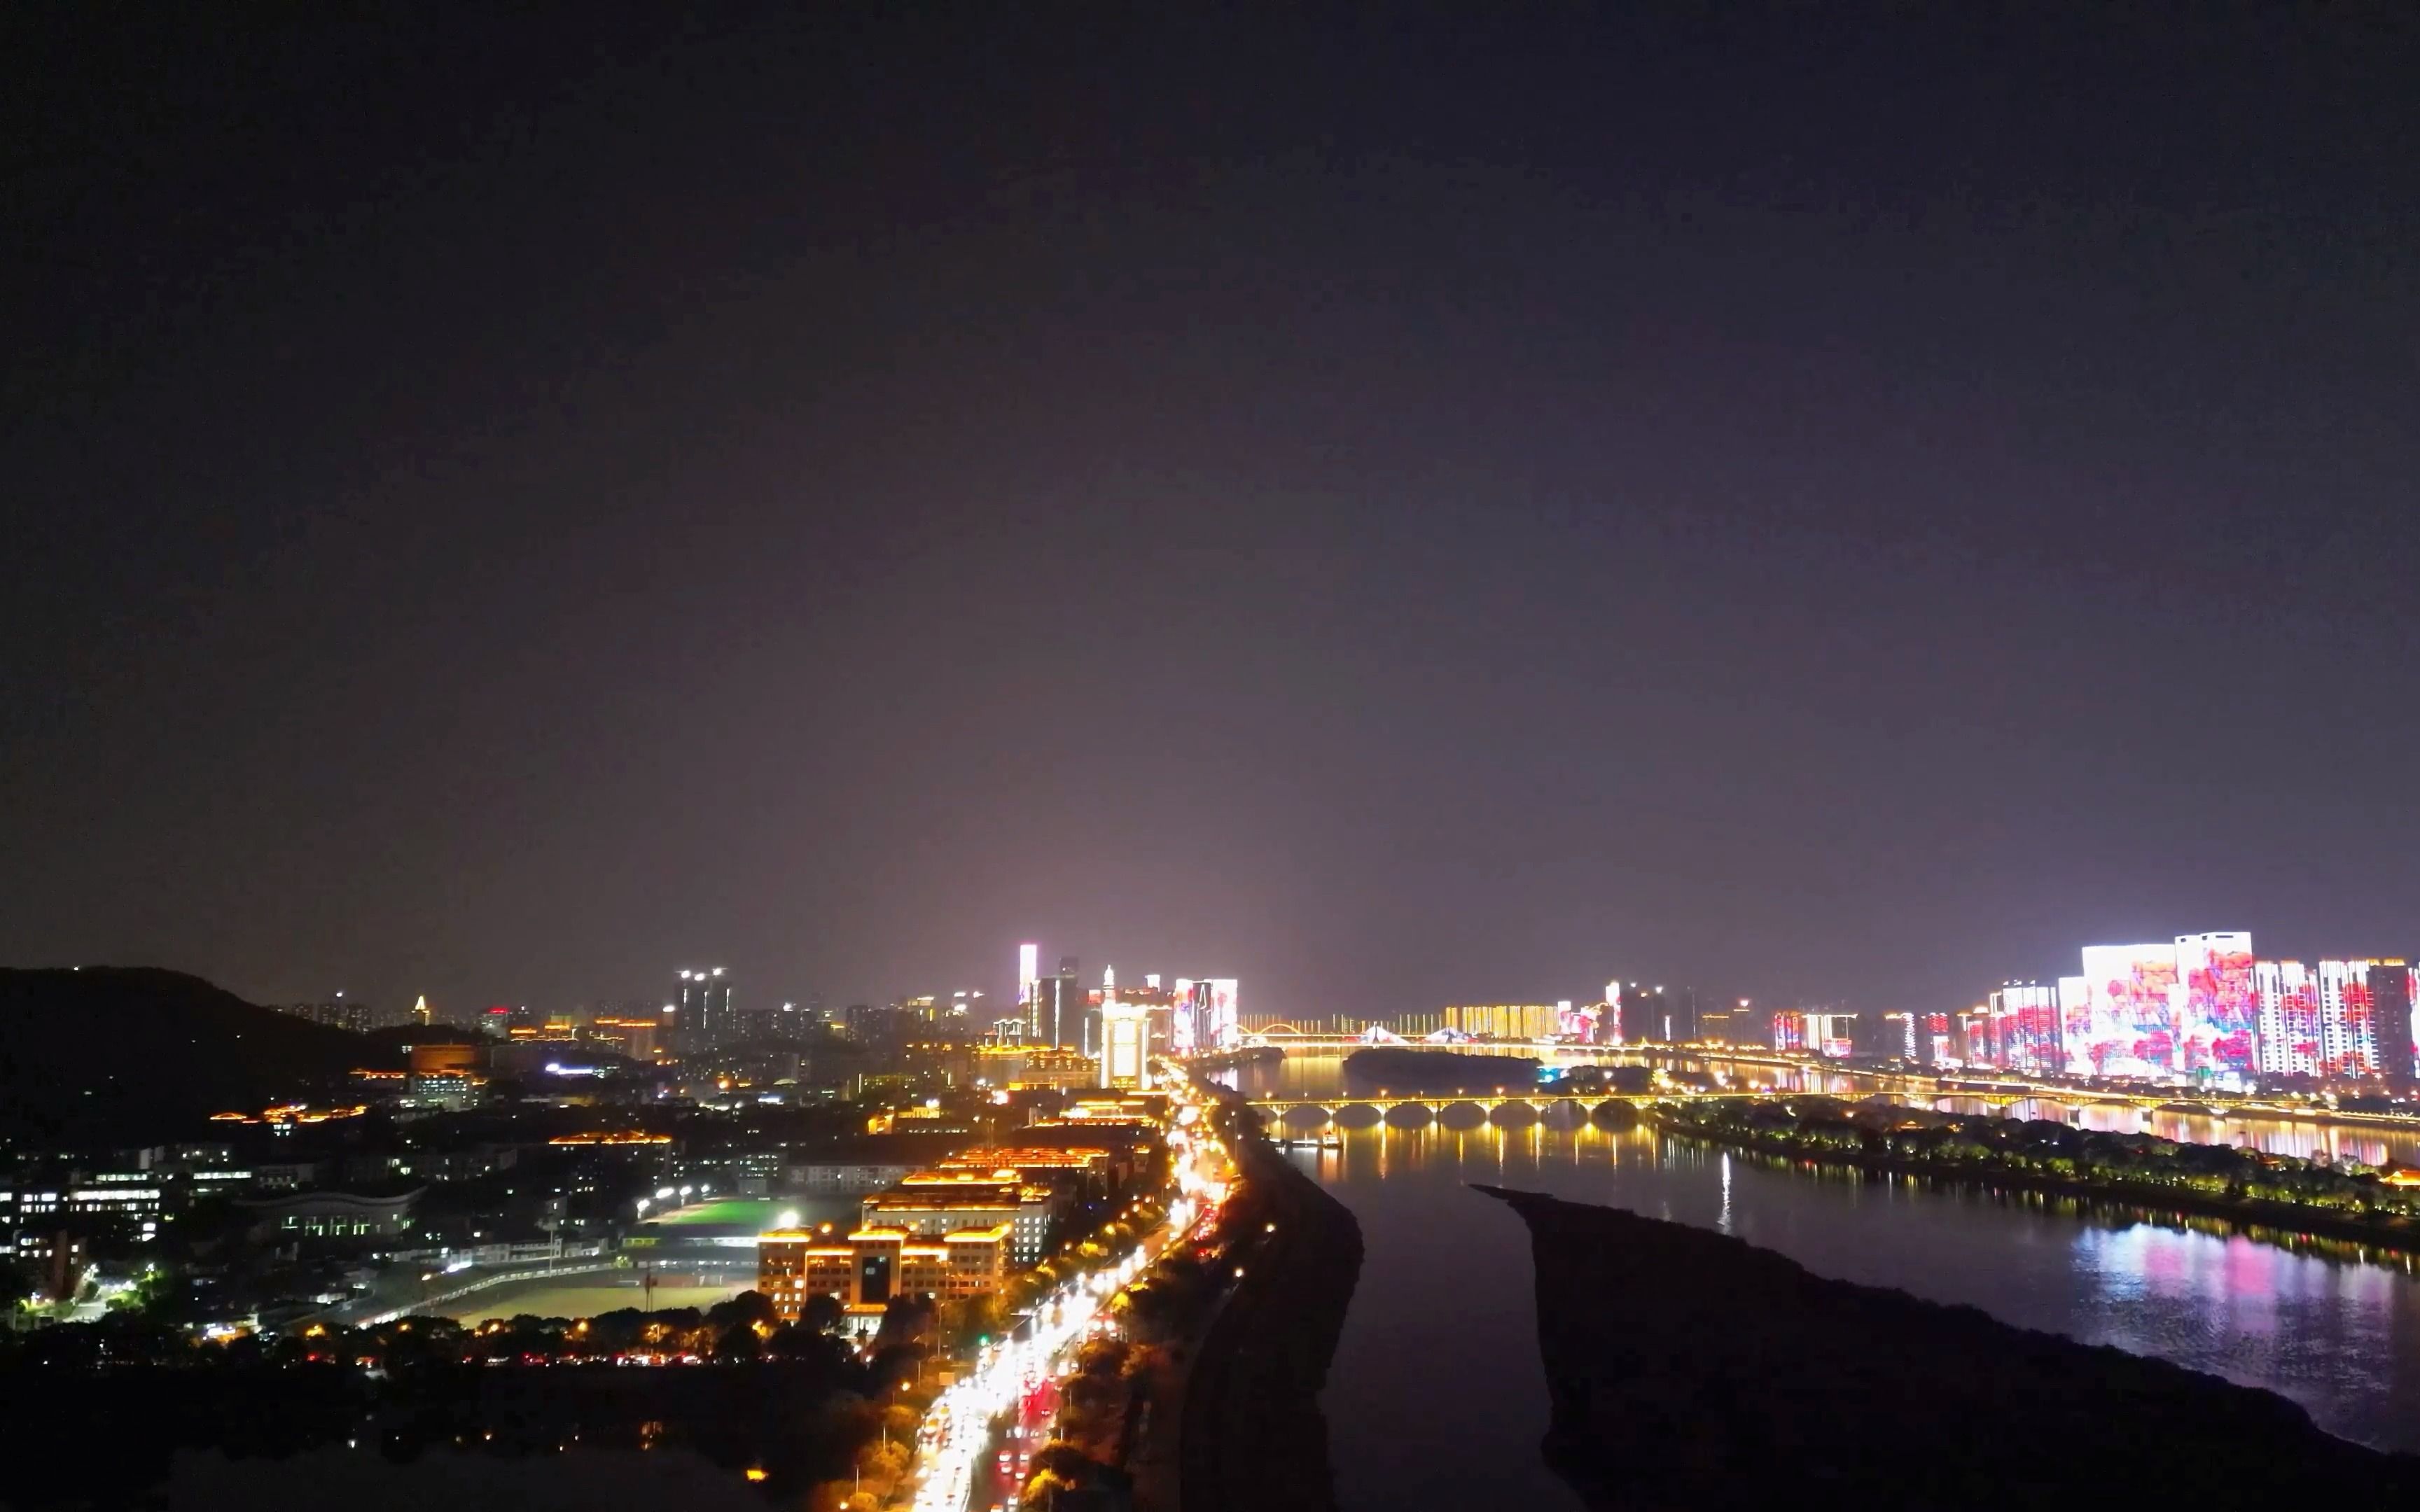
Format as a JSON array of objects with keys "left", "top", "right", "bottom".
[{"left": 1217, "top": 1053, "right": 2420, "bottom": 1511}]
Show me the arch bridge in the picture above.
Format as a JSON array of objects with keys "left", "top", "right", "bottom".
[{"left": 1252, "top": 1091, "right": 1718, "bottom": 1123}]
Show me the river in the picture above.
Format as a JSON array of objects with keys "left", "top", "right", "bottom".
[{"left": 1216, "top": 1052, "right": 2420, "bottom": 1511}]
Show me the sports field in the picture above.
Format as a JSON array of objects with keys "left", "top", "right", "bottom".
[
  {"left": 442, "top": 1268, "right": 748, "bottom": 1324},
  {"left": 639, "top": 1196, "right": 854, "bottom": 1232}
]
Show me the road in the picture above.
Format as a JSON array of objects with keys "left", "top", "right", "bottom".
[{"left": 911, "top": 1087, "right": 1231, "bottom": 1512}]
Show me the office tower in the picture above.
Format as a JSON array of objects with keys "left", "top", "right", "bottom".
[
  {"left": 678, "top": 967, "right": 735, "bottom": 1051},
  {"left": 1020, "top": 957, "right": 1081, "bottom": 1049},
  {"left": 1018, "top": 943, "right": 1041, "bottom": 1039},
  {"left": 411, "top": 994, "right": 432, "bottom": 1027}
]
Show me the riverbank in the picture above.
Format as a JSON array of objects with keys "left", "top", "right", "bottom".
[
  {"left": 1479, "top": 1184, "right": 2420, "bottom": 1505},
  {"left": 1181, "top": 1082, "right": 1363, "bottom": 1512},
  {"left": 1654, "top": 1099, "right": 2420, "bottom": 1261}
]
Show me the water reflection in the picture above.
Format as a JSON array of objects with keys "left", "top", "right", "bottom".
[{"left": 1214, "top": 1057, "right": 2420, "bottom": 1511}]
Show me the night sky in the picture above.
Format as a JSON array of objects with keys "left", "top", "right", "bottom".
[{"left": 7, "top": 4, "right": 2418, "bottom": 1022}]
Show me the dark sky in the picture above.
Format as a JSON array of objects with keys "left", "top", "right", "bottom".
[{"left": 7, "top": 4, "right": 2419, "bottom": 1023}]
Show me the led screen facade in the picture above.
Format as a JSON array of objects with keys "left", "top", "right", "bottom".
[
  {"left": 2316, "top": 960, "right": 2377, "bottom": 1080},
  {"left": 2174, "top": 932, "right": 2257, "bottom": 1076},
  {"left": 1201, "top": 979, "right": 1239, "bottom": 1051},
  {"left": 2253, "top": 960, "right": 2319, "bottom": 1077},
  {"left": 1985, "top": 983, "right": 2063, "bottom": 1075},
  {"left": 1171, "top": 978, "right": 1198, "bottom": 1056},
  {"left": 2075, "top": 943, "right": 2180, "bottom": 1077}
]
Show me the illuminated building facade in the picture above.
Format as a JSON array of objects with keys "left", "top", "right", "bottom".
[
  {"left": 759, "top": 1222, "right": 1010, "bottom": 1329},
  {"left": 590, "top": 1014, "right": 662, "bottom": 1060},
  {"left": 2253, "top": 960, "right": 2319, "bottom": 1077},
  {"left": 1924, "top": 1009, "right": 1953, "bottom": 1066},
  {"left": 1984, "top": 983, "right": 2063, "bottom": 1076},
  {"left": 1099, "top": 967, "right": 1150, "bottom": 1089},
  {"left": 1443, "top": 1004, "right": 1562, "bottom": 1040},
  {"left": 1170, "top": 977, "right": 1239, "bottom": 1054},
  {"left": 1017, "top": 942, "right": 1041, "bottom": 1042},
  {"left": 862, "top": 1170, "right": 1063, "bottom": 1264},
  {"left": 1804, "top": 1011, "right": 1858, "bottom": 1058},
  {"left": 2069, "top": 943, "right": 2182, "bottom": 1077},
  {"left": 1935, "top": 933, "right": 2419, "bottom": 1086},
  {"left": 2316, "top": 960, "right": 2381, "bottom": 1081},
  {"left": 2174, "top": 932, "right": 2258, "bottom": 1075}
]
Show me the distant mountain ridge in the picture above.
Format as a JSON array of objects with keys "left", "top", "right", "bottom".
[{"left": 0, "top": 967, "right": 369, "bottom": 1143}]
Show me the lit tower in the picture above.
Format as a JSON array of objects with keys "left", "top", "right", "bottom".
[
  {"left": 412, "top": 994, "right": 432, "bottom": 1027},
  {"left": 1100, "top": 963, "right": 1149, "bottom": 1088},
  {"left": 1018, "top": 942, "right": 1041, "bottom": 1043}
]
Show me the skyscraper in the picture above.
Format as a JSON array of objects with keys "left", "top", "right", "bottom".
[
  {"left": 1023, "top": 956, "right": 1080, "bottom": 1049},
  {"left": 1017, "top": 943, "right": 1041, "bottom": 1041},
  {"left": 678, "top": 967, "right": 735, "bottom": 1052}
]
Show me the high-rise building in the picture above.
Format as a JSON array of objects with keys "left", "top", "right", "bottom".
[
  {"left": 2253, "top": 960, "right": 2319, "bottom": 1077},
  {"left": 1770, "top": 1009, "right": 1804, "bottom": 1054},
  {"left": 1922, "top": 1009, "right": 1952, "bottom": 1066},
  {"left": 1614, "top": 984, "right": 1699, "bottom": 1045},
  {"left": 1803, "top": 1010, "right": 1858, "bottom": 1058},
  {"left": 1984, "top": 982, "right": 2062, "bottom": 1076},
  {"left": 2372, "top": 960, "right": 2416, "bottom": 1089},
  {"left": 1198, "top": 978, "right": 1238, "bottom": 1051},
  {"left": 1030, "top": 972, "right": 1078, "bottom": 1049},
  {"left": 1695, "top": 998, "right": 1755, "bottom": 1046},
  {"left": 1018, "top": 943, "right": 1041, "bottom": 1039},
  {"left": 1880, "top": 1011, "right": 1917, "bottom": 1060},
  {"left": 2174, "top": 932, "right": 2258, "bottom": 1077},
  {"left": 2070, "top": 944, "right": 2182, "bottom": 1077},
  {"left": 410, "top": 995, "right": 432, "bottom": 1028},
  {"left": 2316, "top": 960, "right": 2385, "bottom": 1082},
  {"left": 1099, "top": 965, "right": 1150, "bottom": 1088},
  {"left": 678, "top": 968, "right": 735, "bottom": 1052}
]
